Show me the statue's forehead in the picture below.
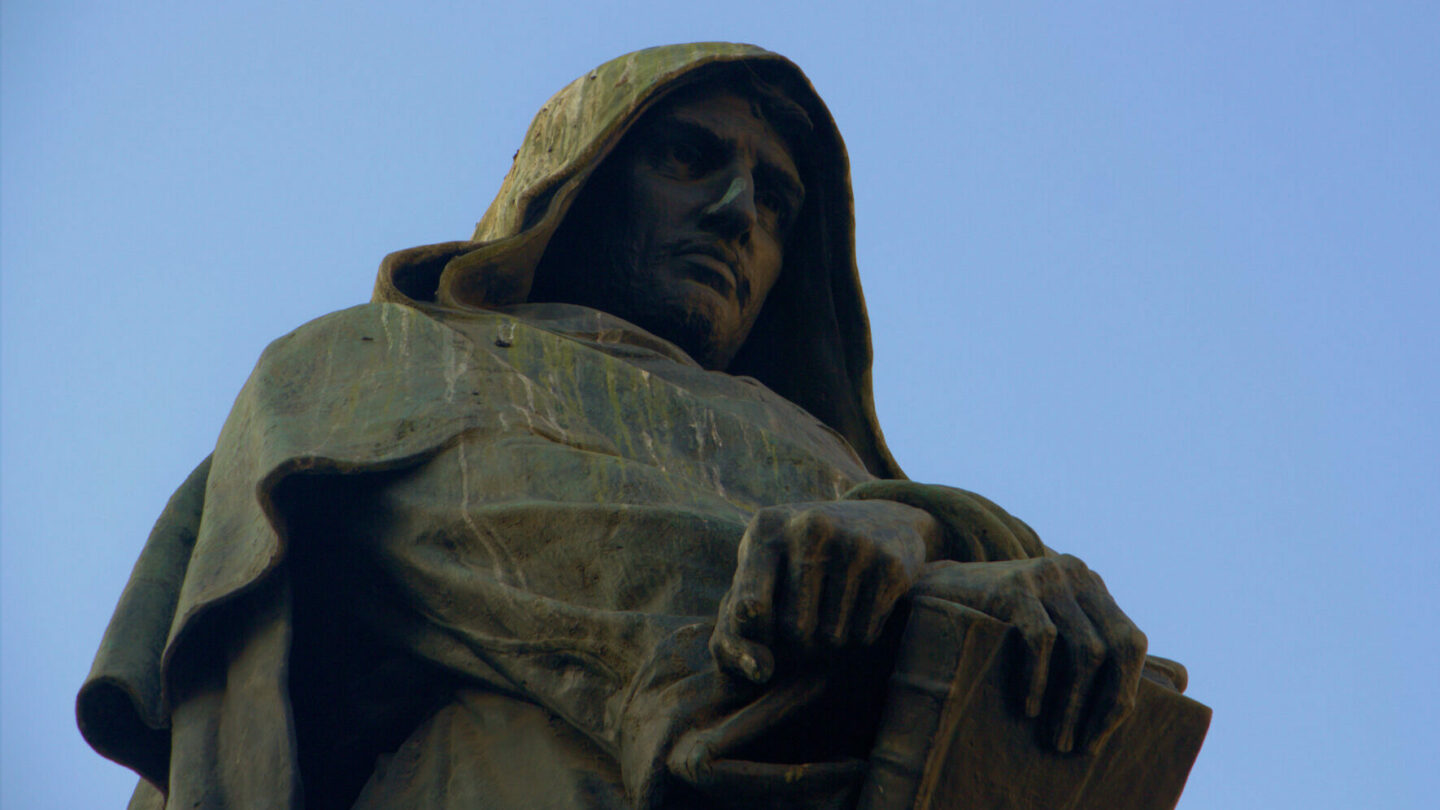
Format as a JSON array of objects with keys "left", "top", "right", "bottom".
[{"left": 631, "top": 89, "right": 802, "bottom": 183}]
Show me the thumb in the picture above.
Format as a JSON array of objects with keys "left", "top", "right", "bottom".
[{"left": 709, "top": 623, "right": 775, "bottom": 683}]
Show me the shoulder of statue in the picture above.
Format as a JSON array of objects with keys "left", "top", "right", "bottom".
[{"left": 257, "top": 301, "right": 444, "bottom": 355}]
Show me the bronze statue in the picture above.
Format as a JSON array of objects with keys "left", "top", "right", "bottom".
[{"left": 79, "top": 43, "right": 1207, "bottom": 810}]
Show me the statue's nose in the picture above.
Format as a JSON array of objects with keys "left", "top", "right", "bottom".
[{"left": 700, "top": 171, "right": 757, "bottom": 243}]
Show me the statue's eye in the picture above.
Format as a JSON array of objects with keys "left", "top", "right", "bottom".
[
  {"left": 755, "top": 188, "right": 793, "bottom": 230},
  {"left": 654, "top": 139, "right": 712, "bottom": 177},
  {"left": 669, "top": 142, "right": 703, "bottom": 167}
]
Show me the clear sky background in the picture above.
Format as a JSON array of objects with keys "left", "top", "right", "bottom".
[{"left": 3, "top": 2, "right": 1436, "bottom": 808}]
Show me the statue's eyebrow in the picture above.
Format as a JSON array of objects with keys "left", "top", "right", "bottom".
[
  {"left": 648, "top": 117, "right": 726, "bottom": 158},
  {"left": 649, "top": 112, "right": 804, "bottom": 205}
]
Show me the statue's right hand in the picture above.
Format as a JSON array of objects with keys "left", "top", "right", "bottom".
[
  {"left": 709, "top": 500, "right": 939, "bottom": 684},
  {"left": 911, "top": 556, "right": 1149, "bottom": 755}
]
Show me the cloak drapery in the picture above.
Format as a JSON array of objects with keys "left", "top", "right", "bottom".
[{"left": 78, "top": 44, "right": 1046, "bottom": 809}]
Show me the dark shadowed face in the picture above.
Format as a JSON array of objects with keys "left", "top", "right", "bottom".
[{"left": 540, "top": 88, "right": 805, "bottom": 370}]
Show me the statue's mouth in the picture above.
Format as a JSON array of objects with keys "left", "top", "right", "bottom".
[{"left": 673, "top": 241, "right": 739, "bottom": 299}]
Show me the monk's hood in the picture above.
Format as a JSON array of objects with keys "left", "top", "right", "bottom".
[{"left": 374, "top": 42, "right": 901, "bottom": 478}]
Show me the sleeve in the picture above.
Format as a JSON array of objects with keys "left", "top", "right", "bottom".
[
  {"left": 277, "top": 453, "right": 788, "bottom": 809},
  {"left": 841, "top": 479, "right": 1048, "bottom": 562},
  {"left": 77, "top": 456, "right": 211, "bottom": 792}
]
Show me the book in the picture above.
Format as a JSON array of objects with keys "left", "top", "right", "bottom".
[{"left": 859, "top": 597, "right": 1211, "bottom": 810}]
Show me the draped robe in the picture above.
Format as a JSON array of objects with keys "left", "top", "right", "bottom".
[
  {"left": 79, "top": 43, "right": 1052, "bottom": 809},
  {"left": 80, "top": 301, "right": 1044, "bottom": 809}
]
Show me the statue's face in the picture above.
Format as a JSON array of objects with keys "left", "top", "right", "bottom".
[{"left": 552, "top": 88, "right": 805, "bottom": 370}]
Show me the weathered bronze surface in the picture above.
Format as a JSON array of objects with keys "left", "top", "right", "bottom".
[{"left": 79, "top": 43, "right": 1208, "bottom": 809}]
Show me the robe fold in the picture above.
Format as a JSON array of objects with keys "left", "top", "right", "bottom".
[
  {"left": 80, "top": 43, "right": 1051, "bottom": 809},
  {"left": 80, "top": 302, "right": 1044, "bottom": 808}
]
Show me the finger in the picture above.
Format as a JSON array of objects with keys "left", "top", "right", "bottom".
[
  {"left": 818, "top": 546, "right": 868, "bottom": 647},
  {"left": 1044, "top": 596, "right": 1106, "bottom": 754},
  {"left": 724, "top": 511, "right": 788, "bottom": 645},
  {"left": 857, "top": 555, "right": 913, "bottom": 645},
  {"left": 712, "top": 511, "right": 789, "bottom": 682},
  {"left": 709, "top": 620, "right": 776, "bottom": 684},
  {"left": 1074, "top": 577, "right": 1148, "bottom": 753},
  {"left": 783, "top": 555, "right": 827, "bottom": 649},
  {"left": 780, "top": 510, "right": 833, "bottom": 648},
  {"left": 1002, "top": 590, "right": 1058, "bottom": 718}
]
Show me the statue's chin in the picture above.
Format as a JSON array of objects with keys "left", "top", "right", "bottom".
[
  {"left": 633, "top": 302, "right": 730, "bottom": 370},
  {"left": 534, "top": 249, "right": 741, "bottom": 369}
]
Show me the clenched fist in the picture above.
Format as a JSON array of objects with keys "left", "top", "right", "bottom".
[{"left": 710, "top": 500, "right": 943, "bottom": 683}]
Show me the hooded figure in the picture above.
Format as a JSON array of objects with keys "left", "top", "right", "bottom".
[{"left": 79, "top": 44, "right": 1055, "bottom": 810}]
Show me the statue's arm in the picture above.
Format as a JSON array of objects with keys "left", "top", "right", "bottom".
[
  {"left": 841, "top": 479, "right": 1048, "bottom": 562},
  {"left": 706, "top": 478, "right": 1050, "bottom": 682},
  {"left": 709, "top": 479, "right": 1151, "bottom": 755}
]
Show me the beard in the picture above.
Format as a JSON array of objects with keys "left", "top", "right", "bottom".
[
  {"left": 580, "top": 234, "right": 728, "bottom": 369},
  {"left": 535, "top": 182, "right": 732, "bottom": 369}
]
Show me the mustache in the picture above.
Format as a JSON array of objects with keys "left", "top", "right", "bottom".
[{"left": 666, "top": 240, "right": 753, "bottom": 307}]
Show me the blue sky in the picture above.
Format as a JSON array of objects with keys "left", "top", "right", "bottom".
[{"left": 3, "top": 2, "right": 1437, "bottom": 807}]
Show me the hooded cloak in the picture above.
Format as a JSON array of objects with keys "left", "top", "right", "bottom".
[
  {"left": 78, "top": 43, "right": 1044, "bottom": 810},
  {"left": 375, "top": 41, "right": 900, "bottom": 478}
]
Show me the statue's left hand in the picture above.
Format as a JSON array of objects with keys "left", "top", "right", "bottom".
[
  {"left": 709, "top": 500, "right": 941, "bottom": 684},
  {"left": 912, "top": 556, "right": 1149, "bottom": 755}
]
